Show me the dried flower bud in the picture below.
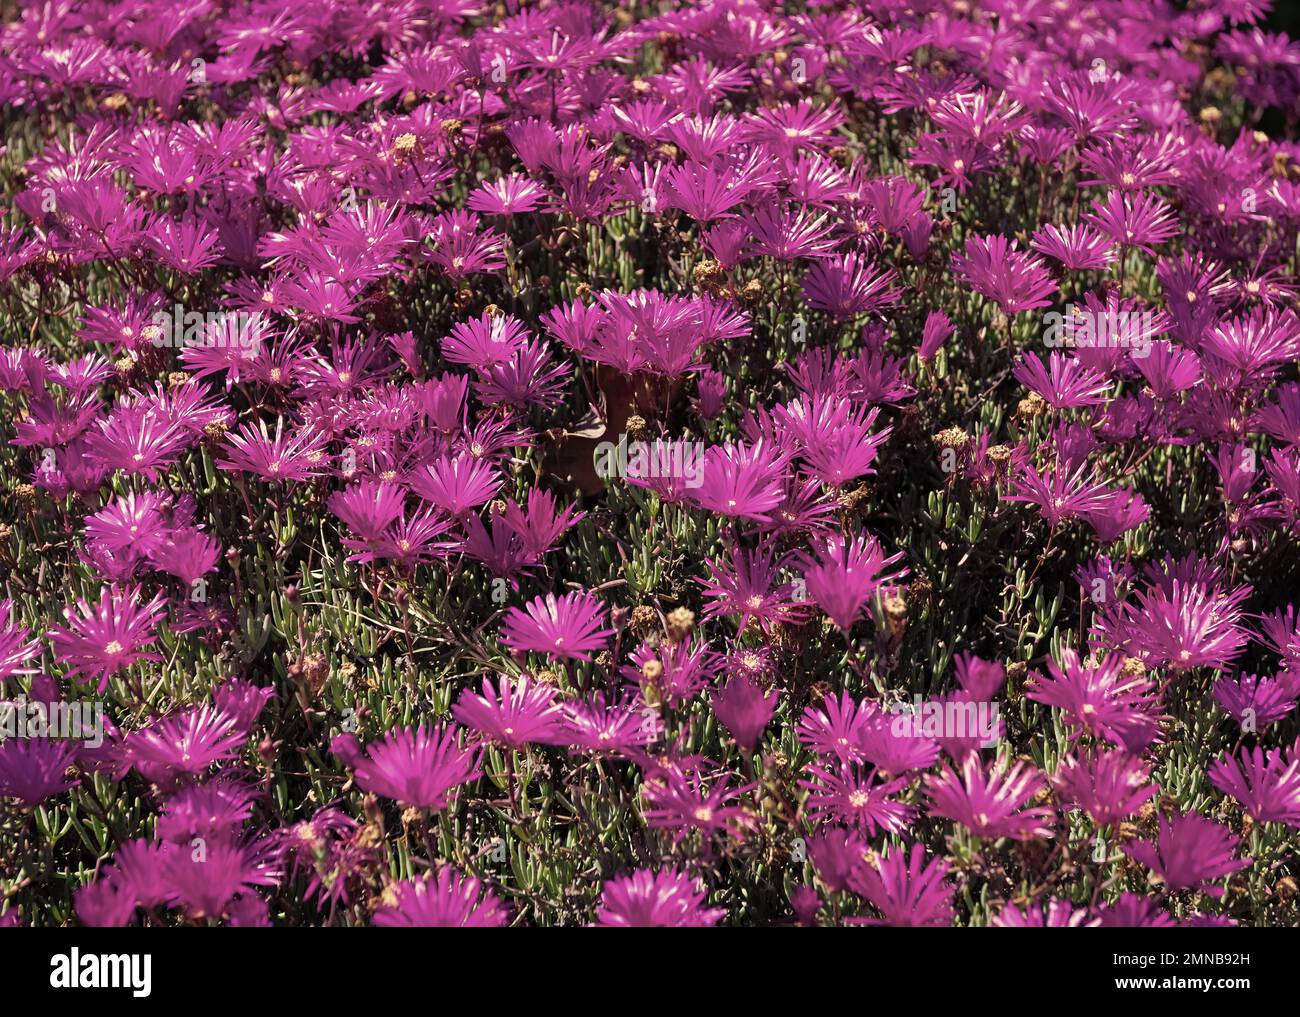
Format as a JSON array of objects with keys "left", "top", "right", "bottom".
[
  {"left": 665, "top": 606, "right": 695, "bottom": 642},
  {"left": 625, "top": 414, "right": 650, "bottom": 442},
  {"left": 1120, "top": 656, "right": 1146, "bottom": 678},
  {"left": 933, "top": 426, "right": 970, "bottom": 451},
  {"left": 631, "top": 604, "right": 660, "bottom": 639},
  {"left": 1016, "top": 392, "right": 1047, "bottom": 419}
]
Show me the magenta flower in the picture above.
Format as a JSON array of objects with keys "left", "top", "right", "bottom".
[
  {"left": 1050, "top": 750, "right": 1157, "bottom": 826},
  {"left": 373, "top": 869, "right": 509, "bottom": 927},
  {"left": 594, "top": 868, "right": 724, "bottom": 927},
  {"left": 48, "top": 586, "right": 168, "bottom": 691},
  {"left": 0, "top": 739, "right": 78, "bottom": 807},
  {"left": 951, "top": 234, "right": 1057, "bottom": 314},
  {"left": 640, "top": 766, "right": 753, "bottom": 843},
  {"left": 217, "top": 418, "right": 328, "bottom": 482},
  {"left": 991, "top": 899, "right": 1098, "bottom": 927},
  {"left": 794, "top": 532, "right": 905, "bottom": 632},
  {"left": 800, "top": 762, "right": 914, "bottom": 834},
  {"left": 1208, "top": 741, "right": 1300, "bottom": 828},
  {"left": 0, "top": 599, "right": 41, "bottom": 681},
  {"left": 686, "top": 440, "right": 787, "bottom": 522},
  {"left": 126, "top": 705, "right": 246, "bottom": 784},
  {"left": 846, "top": 843, "right": 954, "bottom": 927},
  {"left": 332, "top": 726, "right": 481, "bottom": 811},
  {"left": 409, "top": 453, "right": 501, "bottom": 516},
  {"left": 562, "top": 693, "right": 660, "bottom": 756},
  {"left": 1005, "top": 458, "right": 1116, "bottom": 528},
  {"left": 1121, "top": 811, "right": 1251, "bottom": 896},
  {"left": 452, "top": 674, "right": 567, "bottom": 748},
  {"left": 917, "top": 310, "right": 954, "bottom": 361},
  {"left": 924, "top": 754, "right": 1055, "bottom": 841},
  {"left": 1027, "top": 650, "right": 1164, "bottom": 753},
  {"left": 710, "top": 675, "right": 777, "bottom": 751},
  {"left": 499, "top": 591, "right": 614, "bottom": 662},
  {"left": 1012, "top": 351, "right": 1111, "bottom": 410}
]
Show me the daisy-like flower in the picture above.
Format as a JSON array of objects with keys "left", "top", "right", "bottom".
[
  {"left": 409, "top": 452, "right": 501, "bottom": 516},
  {"left": 740, "top": 200, "right": 838, "bottom": 261},
  {"left": 1124, "top": 579, "right": 1250, "bottom": 673},
  {"left": 699, "top": 542, "right": 801, "bottom": 635},
  {"left": 951, "top": 234, "right": 1057, "bottom": 314},
  {"left": 801, "top": 252, "right": 901, "bottom": 319},
  {"left": 562, "top": 693, "right": 660, "bottom": 756},
  {"left": 217, "top": 418, "right": 328, "bottom": 482},
  {"left": 451, "top": 674, "right": 567, "bottom": 748},
  {"left": 800, "top": 762, "right": 914, "bottom": 834},
  {"left": 332, "top": 726, "right": 481, "bottom": 811},
  {"left": 1005, "top": 458, "right": 1115, "bottom": 527},
  {"left": 1083, "top": 191, "right": 1179, "bottom": 255},
  {"left": 1050, "top": 749, "right": 1157, "bottom": 826},
  {"left": 1012, "top": 351, "right": 1110, "bottom": 410},
  {"left": 640, "top": 766, "right": 753, "bottom": 843},
  {"left": 1096, "top": 893, "right": 1177, "bottom": 928},
  {"left": 126, "top": 704, "right": 246, "bottom": 784},
  {"left": 1212, "top": 671, "right": 1300, "bottom": 730},
  {"left": 0, "top": 738, "right": 78, "bottom": 807},
  {"left": 328, "top": 480, "right": 407, "bottom": 543},
  {"left": 796, "top": 691, "right": 879, "bottom": 764},
  {"left": 1030, "top": 223, "right": 1116, "bottom": 271},
  {"left": 156, "top": 837, "right": 279, "bottom": 922},
  {"left": 622, "top": 638, "right": 718, "bottom": 706},
  {"left": 991, "top": 899, "right": 1099, "bottom": 927},
  {"left": 499, "top": 591, "right": 614, "bottom": 662},
  {"left": 743, "top": 99, "right": 845, "bottom": 157},
  {"left": 775, "top": 393, "right": 890, "bottom": 486},
  {"left": 440, "top": 311, "right": 530, "bottom": 371},
  {"left": 278, "top": 808, "right": 374, "bottom": 910},
  {"left": 155, "top": 779, "right": 257, "bottom": 845},
  {"left": 710, "top": 675, "right": 777, "bottom": 751},
  {"left": 593, "top": 868, "right": 724, "bottom": 927},
  {"left": 1027, "top": 650, "right": 1164, "bottom": 752},
  {"left": 924, "top": 754, "right": 1055, "bottom": 840},
  {"left": 1121, "top": 811, "right": 1251, "bottom": 896},
  {"left": 373, "top": 869, "right": 509, "bottom": 927},
  {"left": 795, "top": 531, "right": 906, "bottom": 632},
  {"left": 84, "top": 490, "right": 169, "bottom": 558},
  {"left": 424, "top": 209, "right": 506, "bottom": 278},
  {"left": 83, "top": 404, "right": 189, "bottom": 481},
  {"left": 0, "top": 599, "right": 41, "bottom": 681},
  {"left": 686, "top": 440, "right": 787, "bottom": 522},
  {"left": 846, "top": 843, "right": 953, "bottom": 928},
  {"left": 48, "top": 586, "right": 168, "bottom": 692},
  {"left": 466, "top": 172, "right": 548, "bottom": 215},
  {"left": 1208, "top": 741, "right": 1300, "bottom": 828}
]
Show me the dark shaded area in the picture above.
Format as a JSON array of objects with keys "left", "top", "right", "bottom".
[{"left": 1267, "top": 3, "right": 1300, "bottom": 38}]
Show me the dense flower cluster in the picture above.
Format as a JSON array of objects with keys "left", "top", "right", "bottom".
[{"left": 1, "top": 0, "right": 1299, "bottom": 927}]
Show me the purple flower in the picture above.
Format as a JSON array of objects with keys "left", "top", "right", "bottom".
[
  {"left": 0, "top": 738, "right": 78, "bottom": 807},
  {"left": 374, "top": 869, "right": 509, "bottom": 927},
  {"left": 710, "top": 676, "right": 777, "bottom": 751},
  {"left": 1121, "top": 811, "right": 1251, "bottom": 896},
  {"left": 452, "top": 674, "right": 567, "bottom": 749},
  {"left": 499, "top": 591, "right": 614, "bottom": 662},
  {"left": 952, "top": 234, "right": 1057, "bottom": 314},
  {"left": 924, "top": 755, "right": 1055, "bottom": 841},
  {"left": 49, "top": 586, "right": 168, "bottom": 692},
  {"left": 846, "top": 843, "right": 954, "bottom": 928},
  {"left": 333, "top": 726, "right": 481, "bottom": 811},
  {"left": 594, "top": 868, "right": 723, "bottom": 927},
  {"left": 1208, "top": 741, "right": 1300, "bottom": 828}
]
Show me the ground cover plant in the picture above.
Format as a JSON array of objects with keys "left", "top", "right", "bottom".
[{"left": 2, "top": 0, "right": 1300, "bottom": 929}]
